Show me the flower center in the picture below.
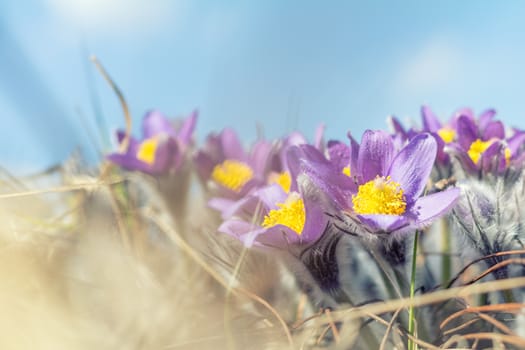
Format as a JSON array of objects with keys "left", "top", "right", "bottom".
[
  {"left": 261, "top": 192, "right": 305, "bottom": 235},
  {"left": 136, "top": 137, "right": 159, "bottom": 165},
  {"left": 467, "top": 139, "right": 493, "bottom": 164},
  {"left": 437, "top": 127, "right": 455, "bottom": 144},
  {"left": 352, "top": 176, "right": 406, "bottom": 215},
  {"left": 268, "top": 171, "right": 292, "bottom": 193},
  {"left": 211, "top": 160, "right": 254, "bottom": 192}
]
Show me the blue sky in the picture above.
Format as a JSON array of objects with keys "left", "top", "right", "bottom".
[{"left": 2, "top": 1, "right": 525, "bottom": 173}]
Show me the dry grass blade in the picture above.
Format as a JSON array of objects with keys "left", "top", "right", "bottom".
[
  {"left": 295, "top": 293, "right": 308, "bottom": 322},
  {"left": 441, "top": 332, "right": 525, "bottom": 348},
  {"left": 446, "top": 249, "right": 525, "bottom": 288},
  {"left": 327, "top": 277, "right": 525, "bottom": 325},
  {"left": 364, "top": 312, "right": 441, "bottom": 350},
  {"left": 90, "top": 56, "right": 132, "bottom": 154},
  {"left": 142, "top": 207, "right": 295, "bottom": 349},
  {"left": 476, "top": 313, "right": 515, "bottom": 336},
  {"left": 315, "top": 325, "right": 332, "bottom": 345},
  {"left": 379, "top": 307, "right": 403, "bottom": 350},
  {"left": 442, "top": 317, "right": 480, "bottom": 336},
  {"left": 464, "top": 258, "right": 525, "bottom": 285},
  {"left": 440, "top": 303, "right": 525, "bottom": 330},
  {"left": 292, "top": 309, "right": 325, "bottom": 329},
  {"left": 106, "top": 184, "right": 132, "bottom": 250},
  {"left": 324, "top": 308, "right": 340, "bottom": 343},
  {"left": 0, "top": 178, "right": 124, "bottom": 199}
]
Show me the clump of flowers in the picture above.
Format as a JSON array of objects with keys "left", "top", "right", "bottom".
[
  {"left": 104, "top": 104, "right": 525, "bottom": 349},
  {"left": 391, "top": 106, "right": 525, "bottom": 180}
]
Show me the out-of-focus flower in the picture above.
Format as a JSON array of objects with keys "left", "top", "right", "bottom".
[
  {"left": 197, "top": 126, "right": 326, "bottom": 207},
  {"left": 420, "top": 105, "right": 464, "bottom": 144},
  {"left": 107, "top": 109, "right": 197, "bottom": 175},
  {"left": 442, "top": 108, "right": 525, "bottom": 178},
  {"left": 419, "top": 105, "right": 460, "bottom": 169},
  {"left": 390, "top": 106, "right": 525, "bottom": 179},
  {"left": 390, "top": 106, "right": 464, "bottom": 171},
  {"left": 451, "top": 111, "right": 507, "bottom": 173},
  {"left": 194, "top": 128, "right": 275, "bottom": 197},
  {"left": 300, "top": 130, "right": 460, "bottom": 237}
]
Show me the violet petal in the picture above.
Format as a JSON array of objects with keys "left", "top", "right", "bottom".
[
  {"left": 142, "top": 110, "right": 176, "bottom": 138},
  {"left": 421, "top": 105, "right": 441, "bottom": 132},
  {"left": 456, "top": 115, "right": 478, "bottom": 150},
  {"left": 388, "top": 133, "right": 437, "bottom": 202},
  {"left": 177, "top": 110, "right": 198, "bottom": 145},
  {"left": 411, "top": 188, "right": 460, "bottom": 228},
  {"left": 508, "top": 131, "right": 525, "bottom": 156},
  {"left": 357, "top": 214, "right": 409, "bottom": 233},
  {"left": 254, "top": 184, "right": 288, "bottom": 210},
  {"left": 221, "top": 128, "right": 246, "bottom": 161},
  {"left": 357, "top": 130, "right": 394, "bottom": 182},
  {"left": 314, "top": 123, "right": 325, "bottom": 150},
  {"left": 327, "top": 141, "right": 350, "bottom": 171},
  {"left": 482, "top": 120, "right": 505, "bottom": 140},
  {"left": 478, "top": 109, "right": 497, "bottom": 131},
  {"left": 251, "top": 140, "right": 274, "bottom": 176}
]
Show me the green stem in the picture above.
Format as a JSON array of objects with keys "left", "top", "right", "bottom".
[
  {"left": 441, "top": 219, "right": 451, "bottom": 285},
  {"left": 408, "top": 230, "right": 419, "bottom": 350}
]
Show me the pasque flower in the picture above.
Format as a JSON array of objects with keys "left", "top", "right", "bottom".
[
  {"left": 108, "top": 109, "right": 197, "bottom": 175},
  {"left": 446, "top": 109, "right": 525, "bottom": 175},
  {"left": 216, "top": 147, "right": 355, "bottom": 306},
  {"left": 195, "top": 126, "right": 326, "bottom": 198},
  {"left": 298, "top": 130, "right": 460, "bottom": 237},
  {"left": 194, "top": 128, "right": 275, "bottom": 197},
  {"left": 199, "top": 128, "right": 328, "bottom": 223},
  {"left": 210, "top": 129, "right": 328, "bottom": 242},
  {"left": 390, "top": 106, "right": 462, "bottom": 170},
  {"left": 217, "top": 182, "right": 328, "bottom": 248}
]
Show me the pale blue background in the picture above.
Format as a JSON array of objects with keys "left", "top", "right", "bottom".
[{"left": 2, "top": 1, "right": 525, "bottom": 173}]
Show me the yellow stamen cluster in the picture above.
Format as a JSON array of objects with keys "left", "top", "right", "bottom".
[
  {"left": 437, "top": 127, "right": 456, "bottom": 144},
  {"left": 268, "top": 171, "right": 292, "bottom": 193},
  {"left": 467, "top": 139, "right": 493, "bottom": 164},
  {"left": 342, "top": 166, "right": 351, "bottom": 177},
  {"left": 352, "top": 176, "right": 406, "bottom": 215},
  {"left": 261, "top": 193, "right": 305, "bottom": 235},
  {"left": 211, "top": 160, "right": 254, "bottom": 192},
  {"left": 136, "top": 137, "right": 159, "bottom": 165}
]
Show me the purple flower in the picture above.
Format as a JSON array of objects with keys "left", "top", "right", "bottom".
[
  {"left": 299, "top": 130, "right": 460, "bottom": 237},
  {"left": 196, "top": 126, "right": 326, "bottom": 200},
  {"left": 194, "top": 128, "right": 276, "bottom": 197},
  {"left": 217, "top": 180, "right": 328, "bottom": 249},
  {"left": 390, "top": 106, "right": 461, "bottom": 168},
  {"left": 107, "top": 109, "right": 197, "bottom": 175},
  {"left": 419, "top": 105, "right": 460, "bottom": 167},
  {"left": 212, "top": 132, "right": 331, "bottom": 249},
  {"left": 449, "top": 109, "right": 525, "bottom": 174}
]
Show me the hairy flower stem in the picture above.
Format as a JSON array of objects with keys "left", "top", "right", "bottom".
[{"left": 408, "top": 230, "right": 419, "bottom": 350}]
